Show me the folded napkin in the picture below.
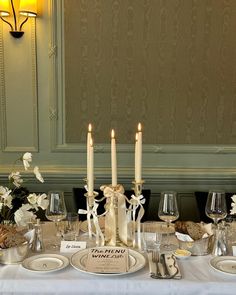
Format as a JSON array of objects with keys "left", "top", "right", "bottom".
[{"left": 147, "top": 252, "right": 181, "bottom": 279}]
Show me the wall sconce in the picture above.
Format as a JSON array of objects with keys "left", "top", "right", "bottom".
[{"left": 0, "top": 0, "right": 37, "bottom": 38}]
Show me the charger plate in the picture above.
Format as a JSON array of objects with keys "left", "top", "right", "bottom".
[
  {"left": 210, "top": 256, "right": 236, "bottom": 275},
  {"left": 21, "top": 254, "right": 69, "bottom": 273},
  {"left": 70, "top": 247, "right": 145, "bottom": 276}
]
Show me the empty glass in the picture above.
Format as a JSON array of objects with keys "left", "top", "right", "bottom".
[
  {"left": 205, "top": 191, "right": 227, "bottom": 225},
  {"left": 63, "top": 212, "right": 80, "bottom": 241},
  {"left": 45, "top": 190, "right": 67, "bottom": 250},
  {"left": 142, "top": 221, "right": 163, "bottom": 252},
  {"left": 158, "top": 191, "right": 179, "bottom": 252}
]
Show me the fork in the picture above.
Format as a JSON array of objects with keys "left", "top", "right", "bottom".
[
  {"left": 150, "top": 252, "right": 178, "bottom": 279},
  {"left": 151, "top": 250, "right": 162, "bottom": 277}
]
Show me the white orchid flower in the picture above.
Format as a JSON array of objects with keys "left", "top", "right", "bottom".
[
  {"left": 27, "top": 193, "right": 37, "bottom": 205},
  {"left": 0, "top": 186, "right": 12, "bottom": 198},
  {"left": 230, "top": 205, "right": 236, "bottom": 215},
  {"left": 3, "top": 194, "right": 13, "bottom": 209},
  {"left": 36, "top": 193, "right": 49, "bottom": 210},
  {"left": 33, "top": 166, "right": 44, "bottom": 183},
  {"left": 22, "top": 152, "right": 32, "bottom": 170},
  {"left": 230, "top": 195, "right": 236, "bottom": 215},
  {"left": 231, "top": 195, "right": 236, "bottom": 203},
  {"left": 14, "top": 204, "right": 36, "bottom": 227},
  {"left": 8, "top": 172, "right": 23, "bottom": 188},
  {"left": 0, "top": 186, "right": 7, "bottom": 195}
]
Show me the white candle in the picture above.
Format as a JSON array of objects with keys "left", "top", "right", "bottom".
[
  {"left": 111, "top": 129, "right": 117, "bottom": 186},
  {"left": 87, "top": 124, "right": 92, "bottom": 192},
  {"left": 136, "top": 123, "right": 142, "bottom": 183},
  {"left": 88, "top": 138, "right": 94, "bottom": 196},
  {"left": 135, "top": 132, "right": 138, "bottom": 182}
]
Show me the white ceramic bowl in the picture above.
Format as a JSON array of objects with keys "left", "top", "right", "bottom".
[{"left": 174, "top": 249, "right": 191, "bottom": 260}]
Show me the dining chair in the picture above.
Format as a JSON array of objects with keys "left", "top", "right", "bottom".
[{"left": 72, "top": 187, "right": 151, "bottom": 221}]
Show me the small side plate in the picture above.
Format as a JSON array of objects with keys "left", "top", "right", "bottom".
[{"left": 21, "top": 254, "right": 69, "bottom": 273}]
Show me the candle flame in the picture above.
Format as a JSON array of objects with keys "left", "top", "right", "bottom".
[
  {"left": 111, "top": 129, "right": 115, "bottom": 138},
  {"left": 135, "top": 133, "right": 138, "bottom": 141},
  {"left": 138, "top": 123, "right": 142, "bottom": 132},
  {"left": 88, "top": 123, "right": 92, "bottom": 132}
]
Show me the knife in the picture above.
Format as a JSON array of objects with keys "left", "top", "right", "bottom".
[{"left": 159, "top": 254, "right": 170, "bottom": 277}]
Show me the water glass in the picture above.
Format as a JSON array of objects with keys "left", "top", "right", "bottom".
[
  {"left": 142, "top": 221, "right": 163, "bottom": 252},
  {"left": 63, "top": 212, "right": 80, "bottom": 241}
]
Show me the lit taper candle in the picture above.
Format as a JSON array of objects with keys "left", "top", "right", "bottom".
[
  {"left": 88, "top": 138, "right": 94, "bottom": 196},
  {"left": 136, "top": 123, "right": 142, "bottom": 183},
  {"left": 87, "top": 124, "right": 92, "bottom": 193},
  {"left": 111, "top": 129, "right": 117, "bottom": 186}
]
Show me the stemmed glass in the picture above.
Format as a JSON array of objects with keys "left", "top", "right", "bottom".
[
  {"left": 205, "top": 191, "right": 227, "bottom": 226},
  {"left": 45, "top": 190, "right": 67, "bottom": 250},
  {"left": 158, "top": 191, "right": 179, "bottom": 252},
  {"left": 205, "top": 191, "right": 227, "bottom": 255}
]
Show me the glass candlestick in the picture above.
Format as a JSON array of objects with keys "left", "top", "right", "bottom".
[{"left": 132, "top": 180, "right": 145, "bottom": 250}]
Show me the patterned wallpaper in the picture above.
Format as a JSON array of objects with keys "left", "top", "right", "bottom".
[{"left": 64, "top": 0, "right": 236, "bottom": 144}]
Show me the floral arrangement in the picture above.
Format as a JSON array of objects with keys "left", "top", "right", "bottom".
[
  {"left": 0, "top": 152, "right": 49, "bottom": 227},
  {"left": 230, "top": 195, "right": 236, "bottom": 215}
]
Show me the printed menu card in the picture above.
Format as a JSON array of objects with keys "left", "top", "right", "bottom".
[{"left": 86, "top": 247, "right": 129, "bottom": 273}]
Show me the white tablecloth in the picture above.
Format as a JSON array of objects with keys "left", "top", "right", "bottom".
[{"left": 0, "top": 223, "right": 236, "bottom": 295}]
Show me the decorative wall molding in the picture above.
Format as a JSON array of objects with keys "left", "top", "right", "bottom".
[
  {"left": 0, "top": 18, "right": 39, "bottom": 153},
  {"left": 0, "top": 21, "right": 7, "bottom": 150},
  {"left": 49, "top": 0, "right": 236, "bottom": 155}
]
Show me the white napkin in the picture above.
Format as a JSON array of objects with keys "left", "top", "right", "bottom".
[{"left": 147, "top": 252, "right": 181, "bottom": 279}]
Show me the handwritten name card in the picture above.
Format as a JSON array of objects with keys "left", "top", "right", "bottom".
[
  {"left": 86, "top": 247, "right": 129, "bottom": 273},
  {"left": 60, "top": 241, "right": 86, "bottom": 253}
]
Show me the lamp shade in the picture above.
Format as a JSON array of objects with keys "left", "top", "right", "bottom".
[
  {"left": 19, "top": 0, "right": 37, "bottom": 17},
  {"left": 0, "top": 0, "right": 10, "bottom": 16}
]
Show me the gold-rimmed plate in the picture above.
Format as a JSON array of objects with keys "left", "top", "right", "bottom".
[
  {"left": 210, "top": 256, "right": 236, "bottom": 275},
  {"left": 70, "top": 247, "right": 145, "bottom": 276},
  {"left": 21, "top": 254, "right": 69, "bottom": 273}
]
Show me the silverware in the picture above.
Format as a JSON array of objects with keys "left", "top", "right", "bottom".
[
  {"left": 150, "top": 253, "right": 178, "bottom": 279},
  {"left": 152, "top": 250, "right": 162, "bottom": 277},
  {"left": 160, "top": 254, "right": 170, "bottom": 276}
]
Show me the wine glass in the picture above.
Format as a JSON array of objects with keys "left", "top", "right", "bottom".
[
  {"left": 205, "top": 191, "right": 227, "bottom": 256},
  {"left": 158, "top": 191, "right": 179, "bottom": 252},
  {"left": 45, "top": 190, "right": 67, "bottom": 250},
  {"left": 205, "top": 191, "right": 227, "bottom": 226}
]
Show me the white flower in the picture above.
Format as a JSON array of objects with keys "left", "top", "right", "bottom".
[
  {"left": 230, "top": 195, "right": 236, "bottom": 215},
  {"left": 231, "top": 195, "right": 236, "bottom": 204},
  {"left": 0, "top": 186, "right": 12, "bottom": 198},
  {"left": 8, "top": 172, "right": 23, "bottom": 188},
  {"left": 36, "top": 193, "right": 49, "bottom": 210},
  {"left": 22, "top": 152, "right": 32, "bottom": 170},
  {"left": 0, "top": 187, "right": 13, "bottom": 209},
  {"left": 14, "top": 204, "right": 36, "bottom": 227},
  {"left": 3, "top": 194, "right": 13, "bottom": 209},
  {"left": 27, "top": 193, "right": 37, "bottom": 205},
  {"left": 0, "top": 203, "right": 3, "bottom": 211},
  {"left": 33, "top": 166, "right": 44, "bottom": 183}
]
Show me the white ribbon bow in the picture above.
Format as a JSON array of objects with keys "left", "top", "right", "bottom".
[{"left": 78, "top": 202, "right": 105, "bottom": 246}]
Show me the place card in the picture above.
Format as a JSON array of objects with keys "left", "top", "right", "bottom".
[
  {"left": 86, "top": 247, "right": 129, "bottom": 273},
  {"left": 60, "top": 241, "right": 86, "bottom": 253}
]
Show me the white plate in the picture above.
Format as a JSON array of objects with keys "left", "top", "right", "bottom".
[
  {"left": 22, "top": 254, "right": 69, "bottom": 273},
  {"left": 210, "top": 256, "right": 236, "bottom": 275},
  {"left": 80, "top": 217, "right": 105, "bottom": 233},
  {"left": 70, "top": 247, "right": 146, "bottom": 276}
]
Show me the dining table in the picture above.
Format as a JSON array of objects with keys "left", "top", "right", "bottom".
[{"left": 0, "top": 222, "right": 236, "bottom": 295}]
